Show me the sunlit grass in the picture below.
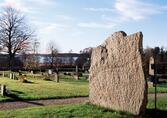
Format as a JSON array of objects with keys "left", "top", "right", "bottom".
[
  {"left": 0, "top": 97, "right": 166, "bottom": 118},
  {"left": 0, "top": 73, "right": 88, "bottom": 101},
  {"left": 148, "top": 83, "right": 167, "bottom": 93}
]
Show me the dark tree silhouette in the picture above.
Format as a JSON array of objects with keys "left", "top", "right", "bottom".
[{"left": 0, "top": 7, "right": 34, "bottom": 69}]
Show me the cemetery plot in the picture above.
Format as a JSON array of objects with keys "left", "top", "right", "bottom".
[{"left": 0, "top": 72, "right": 88, "bottom": 102}]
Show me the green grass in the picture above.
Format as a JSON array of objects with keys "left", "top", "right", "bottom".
[
  {"left": 0, "top": 72, "right": 166, "bottom": 118},
  {"left": 0, "top": 73, "right": 88, "bottom": 101},
  {"left": 0, "top": 103, "right": 134, "bottom": 118},
  {"left": 148, "top": 83, "right": 167, "bottom": 93},
  {"left": 147, "top": 97, "right": 167, "bottom": 110},
  {"left": 0, "top": 97, "right": 166, "bottom": 118}
]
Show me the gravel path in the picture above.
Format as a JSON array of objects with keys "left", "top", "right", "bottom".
[
  {"left": 0, "top": 93, "right": 166, "bottom": 111},
  {"left": 0, "top": 97, "right": 89, "bottom": 110}
]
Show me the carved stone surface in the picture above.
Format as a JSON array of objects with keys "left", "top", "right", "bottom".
[{"left": 89, "top": 31, "right": 147, "bottom": 115}]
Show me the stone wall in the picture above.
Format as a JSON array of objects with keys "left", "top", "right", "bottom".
[{"left": 89, "top": 31, "right": 147, "bottom": 115}]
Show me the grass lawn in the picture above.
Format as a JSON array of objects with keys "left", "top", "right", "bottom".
[
  {"left": 148, "top": 83, "right": 167, "bottom": 93},
  {"left": 147, "top": 97, "right": 167, "bottom": 110},
  {"left": 0, "top": 103, "right": 135, "bottom": 118},
  {"left": 0, "top": 73, "right": 88, "bottom": 101},
  {"left": 0, "top": 71, "right": 167, "bottom": 101},
  {"left": 0, "top": 97, "right": 166, "bottom": 118},
  {"left": 0, "top": 72, "right": 166, "bottom": 117}
]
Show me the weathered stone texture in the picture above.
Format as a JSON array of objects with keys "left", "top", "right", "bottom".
[{"left": 89, "top": 31, "right": 147, "bottom": 115}]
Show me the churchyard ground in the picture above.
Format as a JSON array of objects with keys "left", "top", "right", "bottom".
[
  {"left": 0, "top": 71, "right": 88, "bottom": 101},
  {"left": 0, "top": 97, "right": 166, "bottom": 118},
  {"left": 0, "top": 71, "right": 167, "bottom": 118}
]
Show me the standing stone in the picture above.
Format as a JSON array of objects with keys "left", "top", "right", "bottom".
[{"left": 89, "top": 31, "right": 147, "bottom": 115}]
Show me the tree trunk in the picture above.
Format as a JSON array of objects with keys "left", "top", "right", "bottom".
[{"left": 8, "top": 53, "right": 15, "bottom": 70}]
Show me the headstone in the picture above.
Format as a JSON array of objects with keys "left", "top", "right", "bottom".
[
  {"left": 75, "top": 65, "right": 79, "bottom": 80},
  {"left": 54, "top": 73, "right": 59, "bottom": 82},
  {"left": 31, "top": 70, "right": 34, "bottom": 74},
  {"left": 89, "top": 31, "right": 147, "bottom": 115},
  {"left": 10, "top": 73, "right": 13, "bottom": 79},
  {"left": 149, "top": 57, "right": 154, "bottom": 76},
  {"left": 12, "top": 73, "right": 15, "bottom": 80},
  {"left": 149, "top": 57, "right": 155, "bottom": 86},
  {"left": 76, "top": 65, "right": 78, "bottom": 73},
  {"left": 74, "top": 75, "right": 79, "bottom": 80},
  {"left": 1, "top": 85, "right": 6, "bottom": 96},
  {"left": 2, "top": 72, "right": 5, "bottom": 77},
  {"left": 48, "top": 69, "right": 53, "bottom": 74}
]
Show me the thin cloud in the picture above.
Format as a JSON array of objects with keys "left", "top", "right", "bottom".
[
  {"left": 27, "top": 0, "right": 54, "bottom": 5},
  {"left": 55, "top": 15, "right": 75, "bottom": 21},
  {"left": 115, "top": 0, "right": 167, "bottom": 20},
  {"left": 78, "top": 22, "right": 116, "bottom": 29},
  {"left": 39, "top": 23, "right": 69, "bottom": 34},
  {"left": 0, "top": 0, "right": 30, "bottom": 12},
  {"left": 0, "top": 0, "right": 55, "bottom": 13},
  {"left": 83, "top": 7, "right": 115, "bottom": 12}
]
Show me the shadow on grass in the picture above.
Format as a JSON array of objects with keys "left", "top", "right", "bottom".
[
  {"left": 145, "top": 109, "right": 167, "bottom": 118},
  {"left": 22, "top": 80, "right": 35, "bottom": 84},
  {"left": 11, "top": 90, "right": 24, "bottom": 94},
  {"left": 5, "top": 92, "right": 44, "bottom": 106},
  {"left": 3, "top": 90, "right": 88, "bottom": 102},
  {"left": 6, "top": 91, "right": 24, "bottom": 101}
]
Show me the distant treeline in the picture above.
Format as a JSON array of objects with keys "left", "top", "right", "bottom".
[{"left": 0, "top": 53, "right": 91, "bottom": 72}]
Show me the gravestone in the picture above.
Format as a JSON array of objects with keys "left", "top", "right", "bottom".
[
  {"left": 54, "top": 73, "right": 59, "bottom": 83},
  {"left": 10, "top": 73, "right": 13, "bottom": 79},
  {"left": 2, "top": 72, "right": 5, "bottom": 77},
  {"left": 148, "top": 57, "right": 154, "bottom": 86},
  {"left": 89, "top": 31, "right": 147, "bottom": 115},
  {"left": 48, "top": 69, "right": 53, "bottom": 74},
  {"left": 12, "top": 73, "right": 16, "bottom": 80},
  {"left": 74, "top": 75, "right": 79, "bottom": 80},
  {"left": 76, "top": 65, "right": 78, "bottom": 73},
  {"left": 149, "top": 57, "right": 154, "bottom": 76},
  {"left": 9, "top": 73, "right": 16, "bottom": 80},
  {"left": 75, "top": 65, "right": 79, "bottom": 80},
  {"left": 0, "top": 84, "right": 6, "bottom": 96},
  {"left": 31, "top": 70, "right": 34, "bottom": 74}
]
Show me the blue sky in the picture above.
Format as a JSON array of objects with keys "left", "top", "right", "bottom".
[{"left": 0, "top": 0, "right": 167, "bottom": 53}]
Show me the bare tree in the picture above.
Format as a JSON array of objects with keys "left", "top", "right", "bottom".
[
  {"left": 22, "top": 39, "right": 40, "bottom": 70},
  {"left": 45, "top": 40, "right": 59, "bottom": 69},
  {"left": 0, "top": 7, "right": 34, "bottom": 69},
  {"left": 32, "top": 39, "right": 40, "bottom": 54}
]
